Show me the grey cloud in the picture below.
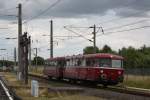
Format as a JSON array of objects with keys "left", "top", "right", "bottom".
[
  {"left": 0, "top": 0, "right": 150, "bottom": 20},
  {"left": 45, "top": 0, "right": 150, "bottom": 18}
]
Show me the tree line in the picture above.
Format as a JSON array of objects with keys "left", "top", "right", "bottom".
[
  {"left": 4, "top": 45, "right": 149, "bottom": 69},
  {"left": 83, "top": 45, "right": 150, "bottom": 68}
]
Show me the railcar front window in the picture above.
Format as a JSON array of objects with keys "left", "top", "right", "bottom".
[
  {"left": 112, "top": 60, "right": 122, "bottom": 68},
  {"left": 99, "top": 59, "right": 111, "bottom": 67}
]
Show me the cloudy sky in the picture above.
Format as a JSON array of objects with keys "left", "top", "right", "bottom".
[{"left": 0, "top": 0, "right": 150, "bottom": 60}]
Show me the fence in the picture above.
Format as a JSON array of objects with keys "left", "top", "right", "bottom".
[{"left": 124, "top": 68, "right": 150, "bottom": 75}]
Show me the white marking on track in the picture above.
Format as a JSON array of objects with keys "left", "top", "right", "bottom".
[{"left": 0, "top": 80, "right": 13, "bottom": 100}]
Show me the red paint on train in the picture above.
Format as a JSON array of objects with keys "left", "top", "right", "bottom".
[{"left": 44, "top": 53, "right": 124, "bottom": 86}]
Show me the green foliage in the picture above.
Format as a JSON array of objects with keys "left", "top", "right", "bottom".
[
  {"left": 83, "top": 46, "right": 99, "bottom": 54},
  {"left": 0, "top": 60, "right": 14, "bottom": 67},
  {"left": 100, "top": 45, "right": 117, "bottom": 54},
  {"left": 83, "top": 44, "right": 150, "bottom": 68},
  {"left": 32, "top": 56, "right": 45, "bottom": 65},
  {"left": 119, "top": 45, "right": 150, "bottom": 68}
]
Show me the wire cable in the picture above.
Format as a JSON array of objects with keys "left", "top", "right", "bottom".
[
  {"left": 64, "top": 26, "right": 93, "bottom": 42},
  {"left": 97, "top": 25, "right": 150, "bottom": 37},
  {"left": 104, "top": 19, "right": 149, "bottom": 31},
  {"left": 0, "top": 7, "right": 16, "bottom": 12},
  {"left": 97, "top": 8, "right": 150, "bottom": 26},
  {"left": 23, "top": 0, "right": 62, "bottom": 24}
]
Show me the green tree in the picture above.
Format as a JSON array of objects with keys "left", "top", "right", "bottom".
[
  {"left": 32, "top": 56, "right": 45, "bottom": 65},
  {"left": 119, "top": 46, "right": 150, "bottom": 68},
  {"left": 83, "top": 46, "right": 99, "bottom": 54},
  {"left": 83, "top": 44, "right": 150, "bottom": 68},
  {"left": 100, "top": 45, "right": 117, "bottom": 54},
  {"left": 119, "top": 46, "right": 138, "bottom": 68}
]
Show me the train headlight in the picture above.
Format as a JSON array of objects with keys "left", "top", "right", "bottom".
[
  {"left": 100, "top": 70, "right": 103, "bottom": 73},
  {"left": 118, "top": 71, "right": 121, "bottom": 75}
]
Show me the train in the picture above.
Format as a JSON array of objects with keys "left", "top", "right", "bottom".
[{"left": 43, "top": 53, "right": 124, "bottom": 86}]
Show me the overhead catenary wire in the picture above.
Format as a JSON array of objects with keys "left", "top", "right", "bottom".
[
  {"left": 97, "top": 25, "right": 150, "bottom": 37},
  {"left": 96, "top": 7, "right": 150, "bottom": 26},
  {"left": 64, "top": 26, "right": 93, "bottom": 42},
  {"left": 64, "top": 19, "right": 150, "bottom": 42},
  {"left": 104, "top": 19, "right": 149, "bottom": 31},
  {"left": 23, "top": 0, "right": 62, "bottom": 24},
  {"left": 0, "top": 7, "right": 16, "bottom": 12},
  {"left": 70, "top": 25, "right": 150, "bottom": 46},
  {"left": 0, "top": 14, "right": 17, "bottom": 17}
]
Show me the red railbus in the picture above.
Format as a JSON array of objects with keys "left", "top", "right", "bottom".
[
  {"left": 44, "top": 57, "right": 65, "bottom": 79},
  {"left": 44, "top": 53, "right": 124, "bottom": 86}
]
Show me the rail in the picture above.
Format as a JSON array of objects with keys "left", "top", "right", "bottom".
[
  {"left": 0, "top": 77, "right": 14, "bottom": 100},
  {"left": 0, "top": 76, "right": 22, "bottom": 100},
  {"left": 29, "top": 73, "right": 150, "bottom": 97}
]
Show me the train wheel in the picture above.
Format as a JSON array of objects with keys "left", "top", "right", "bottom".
[
  {"left": 56, "top": 77, "right": 62, "bottom": 80},
  {"left": 102, "top": 83, "right": 108, "bottom": 88},
  {"left": 69, "top": 79, "right": 76, "bottom": 84},
  {"left": 48, "top": 76, "right": 52, "bottom": 80}
]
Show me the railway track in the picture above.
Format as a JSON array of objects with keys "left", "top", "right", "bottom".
[
  {"left": 0, "top": 76, "right": 21, "bottom": 100},
  {"left": 0, "top": 76, "right": 14, "bottom": 100},
  {"left": 29, "top": 74, "right": 150, "bottom": 99},
  {"left": 0, "top": 80, "right": 10, "bottom": 100}
]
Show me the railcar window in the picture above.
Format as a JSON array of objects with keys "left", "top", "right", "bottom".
[
  {"left": 99, "top": 59, "right": 111, "bottom": 67},
  {"left": 112, "top": 60, "right": 122, "bottom": 68},
  {"left": 57, "top": 61, "right": 65, "bottom": 67},
  {"left": 57, "top": 61, "right": 61, "bottom": 66},
  {"left": 82, "top": 59, "right": 86, "bottom": 66},
  {"left": 86, "top": 59, "right": 91, "bottom": 66},
  {"left": 44, "top": 61, "right": 48, "bottom": 65},
  {"left": 66, "top": 59, "right": 70, "bottom": 67},
  {"left": 72, "top": 59, "right": 76, "bottom": 66},
  {"left": 86, "top": 59, "right": 97, "bottom": 66},
  {"left": 77, "top": 59, "right": 81, "bottom": 66},
  {"left": 47, "top": 61, "right": 57, "bottom": 67},
  {"left": 70, "top": 59, "right": 73, "bottom": 67}
]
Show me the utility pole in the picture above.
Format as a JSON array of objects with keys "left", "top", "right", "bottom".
[
  {"left": 90, "top": 24, "right": 96, "bottom": 53},
  {"left": 2, "top": 57, "right": 4, "bottom": 67},
  {"left": 35, "top": 48, "right": 37, "bottom": 67},
  {"left": 34, "top": 48, "right": 38, "bottom": 69},
  {"left": 50, "top": 20, "right": 53, "bottom": 58},
  {"left": 93, "top": 24, "right": 96, "bottom": 53},
  {"left": 14, "top": 47, "right": 16, "bottom": 66},
  {"left": 18, "top": 3, "right": 22, "bottom": 80},
  {"left": 20, "top": 32, "right": 30, "bottom": 84},
  {"left": 28, "top": 37, "right": 31, "bottom": 70},
  {"left": 65, "top": 25, "right": 104, "bottom": 54}
]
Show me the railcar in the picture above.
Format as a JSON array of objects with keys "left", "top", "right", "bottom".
[
  {"left": 44, "top": 57, "right": 65, "bottom": 79},
  {"left": 44, "top": 53, "right": 124, "bottom": 86}
]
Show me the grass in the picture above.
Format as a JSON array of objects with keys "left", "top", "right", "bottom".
[
  {"left": 3, "top": 72, "right": 105, "bottom": 100},
  {"left": 124, "top": 75, "right": 150, "bottom": 89},
  {"left": 29, "top": 66, "right": 44, "bottom": 76},
  {"left": 3, "top": 72, "right": 61, "bottom": 100}
]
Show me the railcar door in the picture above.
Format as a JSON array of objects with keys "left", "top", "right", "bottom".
[
  {"left": 86, "top": 58, "right": 98, "bottom": 81},
  {"left": 56, "top": 60, "right": 65, "bottom": 79},
  {"left": 64, "top": 58, "right": 76, "bottom": 79},
  {"left": 77, "top": 58, "right": 87, "bottom": 80}
]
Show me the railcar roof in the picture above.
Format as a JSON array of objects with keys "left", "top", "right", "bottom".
[
  {"left": 46, "top": 57, "right": 65, "bottom": 61},
  {"left": 46, "top": 53, "right": 123, "bottom": 60},
  {"left": 84, "top": 53, "right": 123, "bottom": 59},
  {"left": 65, "top": 53, "right": 123, "bottom": 59}
]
